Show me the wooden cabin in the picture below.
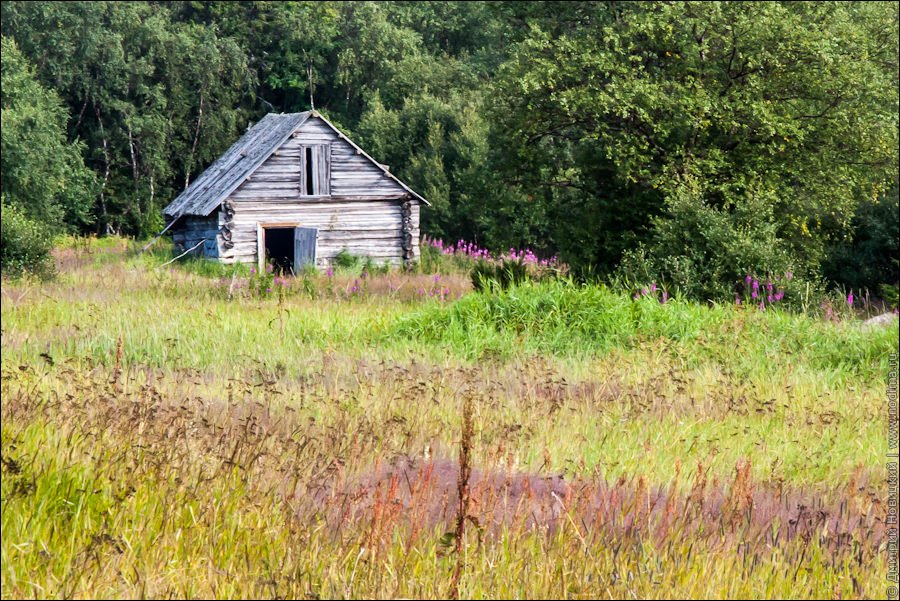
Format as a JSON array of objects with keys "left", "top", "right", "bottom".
[{"left": 163, "top": 111, "right": 428, "bottom": 272}]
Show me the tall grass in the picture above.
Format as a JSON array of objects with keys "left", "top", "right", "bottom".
[
  {"left": 1, "top": 239, "right": 896, "bottom": 598},
  {"left": 395, "top": 279, "right": 896, "bottom": 378}
]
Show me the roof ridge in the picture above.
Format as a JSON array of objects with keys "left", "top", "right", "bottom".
[{"left": 162, "top": 110, "right": 428, "bottom": 217}]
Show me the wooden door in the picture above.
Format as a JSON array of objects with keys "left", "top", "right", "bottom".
[{"left": 294, "top": 227, "right": 318, "bottom": 272}]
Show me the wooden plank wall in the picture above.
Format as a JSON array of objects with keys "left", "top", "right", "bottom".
[
  {"left": 171, "top": 216, "right": 220, "bottom": 258},
  {"left": 214, "top": 115, "right": 421, "bottom": 267}
]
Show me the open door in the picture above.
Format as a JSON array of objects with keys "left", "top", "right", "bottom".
[
  {"left": 257, "top": 223, "right": 264, "bottom": 272},
  {"left": 294, "top": 227, "right": 318, "bottom": 272}
]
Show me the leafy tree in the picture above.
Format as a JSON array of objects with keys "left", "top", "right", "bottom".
[
  {"left": 1, "top": 36, "right": 93, "bottom": 229},
  {"left": 1, "top": 201, "right": 55, "bottom": 279},
  {"left": 822, "top": 185, "right": 900, "bottom": 300},
  {"left": 2, "top": 1, "right": 253, "bottom": 235},
  {"left": 493, "top": 1, "right": 899, "bottom": 293},
  {"left": 1, "top": 0, "right": 896, "bottom": 299}
]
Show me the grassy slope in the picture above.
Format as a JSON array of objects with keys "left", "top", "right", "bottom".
[{"left": 1, "top": 240, "right": 896, "bottom": 598}]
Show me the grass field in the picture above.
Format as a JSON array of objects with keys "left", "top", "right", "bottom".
[{"left": 2, "top": 239, "right": 897, "bottom": 599}]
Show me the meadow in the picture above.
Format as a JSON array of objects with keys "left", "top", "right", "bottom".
[{"left": 1, "top": 238, "right": 897, "bottom": 599}]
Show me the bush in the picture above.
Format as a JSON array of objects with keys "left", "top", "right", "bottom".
[
  {"left": 618, "top": 180, "right": 803, "bottom": 303},
  {"left": 0, "top": 202, "right": 54, "bottom": 278},
  {"left": 470, "top": 259, "right": 528, "bottom": 292},
  {"left": 822, "top": 185, "right": 899, "bottom": 304},
  {"left": 333, "top": 249, "right": 360, "bottom": 269}
]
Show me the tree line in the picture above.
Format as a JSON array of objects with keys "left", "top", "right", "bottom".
[{"left": 1, "top": 1, "right": 897, "bottom": 300}]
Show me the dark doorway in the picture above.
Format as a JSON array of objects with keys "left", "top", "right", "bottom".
[{"left": 264, "top": 227, "right": 294, "bottom": 274}]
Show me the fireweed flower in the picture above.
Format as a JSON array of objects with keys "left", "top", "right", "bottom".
[
  {"left": 847, "top": 289, "right": 854, "bottom": 307},
  {"left": 326, "top": 267, "right": 334, "bottom": 278},
  {"left": 661, "top": 290, "right": 669, "bottom": 304}
]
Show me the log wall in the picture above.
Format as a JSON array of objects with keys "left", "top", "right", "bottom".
[{"left": 176, "top": 115, "right": 422, "bottom": 267}]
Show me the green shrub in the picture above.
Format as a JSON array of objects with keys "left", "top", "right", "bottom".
[
  {"left": 617, "top": 180, "right": 805, "bottom": 303},
  {"left": 333, "top": 249, "right": 360, "bottom": 269},
  {"left": 470, "top": 259, "right": 529, "bottom": 292},
  {"left": 822, "top": 185, "right": 899, "bottom": 304},
  {"left": 0, "top": 202, "right": 54, "bottom": 279}
]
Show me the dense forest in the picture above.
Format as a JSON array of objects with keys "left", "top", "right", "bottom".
[{"left": 1, "top": 1, "right": 898, "bottom": 300}]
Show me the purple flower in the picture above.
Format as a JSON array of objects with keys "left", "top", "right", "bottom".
[
  {"left": 745, "top": 275, "right": 752, "bottom": 286},
  {"left": 326, "top": 267, "right": 334, "bottom": 278},
  {"left": 650, "top": 283, "right": 657, "bottom": 293},
  {"left": 735, "top": 294, "right": 741, "bottom": 306},
  {"left": 786, "top": 271, "right": 793, "bottom": 281},
  {"left": 759, "top": 301, "right": 765, "bottom": 311},
  {"left": 847, "top": 289, "right": 854, "bottom": 307},
  {"left": 661, "top": 290, "right": 669, "bottom": 304}
]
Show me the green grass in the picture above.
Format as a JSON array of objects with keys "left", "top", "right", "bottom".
[{"left": 1, "top": 238, "right": 896, "bottom": 598}]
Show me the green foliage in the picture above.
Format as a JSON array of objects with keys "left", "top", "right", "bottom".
[
  {"left": 0, "top": 37, "right": 94, "bottom": 230},
  {"left": 0, "top": 202, "right": 55, "bottom": 279},
  {"left": 494, "top": 1, "right": 899, "bottom": 294},
  {"left": 822, "top": 185, "right": 900, "bottom": 299},
  {"left": 470, "top": 259, "right": 529, "bottom": 292},
  {"left": 333, "top": 249, "right": 361, "bottom": 269},
  {"left": 617, "top": 178, "right": 799, "bottom": 302},
  {"left": 1, "top": 2, "right": 252, "bottom": 236},
  {"left": 1, "top": 1, "right": 897, "bottom": 299},
  {"left": 396, "top": 278, "right": 897, "bottom": 375}
]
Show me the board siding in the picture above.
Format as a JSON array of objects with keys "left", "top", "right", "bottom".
[
  {"left": 172, "top": 115, "right": 422, "bottom": 267},
  {"left": 215, "top": 116, "right": 418, "bottom": 267},
  {"left": 217, "top": 199, "right": 416, "bottom": 267},
  {"left": 294, "top": 227, "right": 318, "bottom": 272},
  {"left": 172, "top": 215, "right": 220, "bottom": 258}
]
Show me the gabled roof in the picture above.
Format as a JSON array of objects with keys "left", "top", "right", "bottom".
[
  {"left": 313, "top": 112, "right": 429, "bottom": 206},
  {"left": 164, "top": 111, "right": 428, "bottom": 218}
]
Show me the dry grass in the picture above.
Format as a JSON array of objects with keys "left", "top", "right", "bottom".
[{"left": 1, "top": 239, "right": 895, "bottom": 598}]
